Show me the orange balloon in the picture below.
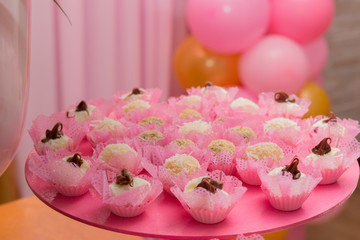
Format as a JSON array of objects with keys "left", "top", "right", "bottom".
[
  {"left": 297, "top": 81, "right": 330, "bottom": 118},
  {"left": 174, "top": 36, "right": 241, "bottom": 89}
]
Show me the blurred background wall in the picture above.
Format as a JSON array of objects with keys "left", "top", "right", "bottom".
[{"left": 324, "top": 0, "right": 360, "bottom": 122}]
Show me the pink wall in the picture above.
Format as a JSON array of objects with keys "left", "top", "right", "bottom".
[{"left": 16, "top": 0, "right": 188, "bottom": 196}]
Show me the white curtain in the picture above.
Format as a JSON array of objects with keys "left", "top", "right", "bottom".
[{"left": 16, "top": 0, "right": 188, "bottom": 196}]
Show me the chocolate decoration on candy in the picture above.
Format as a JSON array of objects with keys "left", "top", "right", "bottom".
[
  {"left": 41, "top": 122, "right": 64, "bottom": 143},
  {"left": 75, "top": 101, "right": 88, "bottom": 112},
  {"left": 204, "top": 82, "right": 214, "bottom": 87},
  {"left": 312, "top": 137, "right": 332, "bottom": 156},
  {"left": 323, "top": 112, "right": 337, "bottom": 123},
  {"left": 274, "top": 91, "right": 295, "bottom": 103},
  {"left": 131, "top": 88, "right": 143, "bottom": 95},
  {"left": 67, "top": 153, "right": 83, "bottom": 167},
  {"left": 282, "top": 157, "right": 301, "bottom": 180},
  {"left": 66, "top": 100, "right": 89, "bottom": 118},
  {"left": 196, "top": 177, "right": 223, "bottom": 194},
  {"left": 116, "top": 169, "right": 134, "bottom": 187}
]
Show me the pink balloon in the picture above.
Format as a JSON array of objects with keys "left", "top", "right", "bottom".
[
  {"left": 186, "top": 0, "right": 270, "bottom": 54},
  {"left": 240, "top": 35, "right": 309, "bottom": 94},
  {"left": 313, "top": 75, "right": 325, "bottom": 86},
  {"left": 235, "top": 87, "right": 258, "bottom": 102},
  {"left": 269, "top": 0, "right": 335, "bottom": 44},
  {"left": 303, "top": 37, "right": 328, "bottom": 78}
]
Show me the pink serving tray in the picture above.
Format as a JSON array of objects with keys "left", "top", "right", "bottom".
[{"left": 25, "top": 152, "right": 359, "bottom": 240}]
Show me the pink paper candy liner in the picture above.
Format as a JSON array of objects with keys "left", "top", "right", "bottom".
[
  {"left": 297, "top": 137, "right": 360, "bottom": 184},
  {"left": 112, "top": 101, "right": 168, "bottom": 123},
  {"left": 236, "top": 146, "right": 294, "bottom": 186},
  {"left": 106, "top": 200, "right": 152, "bottom": 217},
  {"left": 113, "top": 88, "right": 162, "bottom": 104},
  {"left": 258, "top": 163, "right": 322, "bottom": 211},
  {"left": 167, "top": 94, "right": 203, "bottom": 111},
  {"left": 319, "top": 167, "right": 347, "bottom": 185},
  {"left": 29, "top": 113, "right": 87, "bottom": 155},
  {"left": 141, "top": 146, "right": 211, "bottom": 182},
  {"left": 170, "top": 170, "right": 247, "bottom": 224},
  {"left": 86, "top": 118, "right": 128, "bottom": 146},
  {"left": 264, "top": 127, "right": 302, "bottom": 146},
  {"left": 28, "top": 151, "right": 95, "bottom": 198},
  {"left": 182, "top": 205, "right": 233, "bottom": 224},
  {"left": 207, "top": 148, "right": 245, "bottom": 175},
  {"left": 156, "top": 162, "right": 210, "bottom": 195},
  {"left": 52, "top": 182, "right": 91, "bottom": 197},
  {"left": 93, "top": 140, "right": 144, "bottom": 175},
  {"left": 258, "top": 92, "right": 310, "bottom": 119},
  {"left": 65, "top": 98, "right": 115, "bottom": 124},
  {"left": 262, "top": 188, "right": 312, "bottom": 211},
  {"left": 309, "top": 116, "right": 360, "bottom": 147},
  {"left": 187, "top": 86, "right": 238, "bottom": 105},
  {"left": 92, "top": 171, "right": 163, "bottom": 217},
  {"left": 236, "top": 158, "right": 270, "bottom": 186}
]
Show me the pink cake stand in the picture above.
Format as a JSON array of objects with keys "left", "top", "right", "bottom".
[{"left": 25, "top": 153, "right": 359, "bottom": 240}]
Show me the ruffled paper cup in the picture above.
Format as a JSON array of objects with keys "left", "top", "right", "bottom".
[
  {"left": 93, "top": 140, "right": 144, "bottom": 175},
  {"left": 302, "top": 139, "right": 360, "bottom": 185},
  {"left": 29, "top": 113, "right": 87, "bottom": 155},
  {"left": 64, "top": 98, "right": 115, "bottom": 125},
  {"left": 143, "top": 154, "right": 210, "bottom": 195},
  {"left": 258, "top": 92, "right": 310, "bottom": 119},
  {"left": 311, "top": 116, "right": 360, "bottom": 148},
  {"left": 187, "top": 86, "right": 238, "bottom": 105},
  {"left": 236, "top": 158, "right": 270, "bottom": 186},
  {"left": 28, "top": 150, "right": 95, "bottom": 197},
  {"left": 208, "top": 148, "right": 245, "bottom": 175},
  {"left": 92, "top": 170, "right": 163, "bottom": 217},
  {"left": 86, "top": 118, "right": 128, "bottom": 146},
  {"left": 258, "top": 164, "right": 322, "bottom": 211},
  {"left": 171, "top": 170, "right": 247, "bottom": 224}
]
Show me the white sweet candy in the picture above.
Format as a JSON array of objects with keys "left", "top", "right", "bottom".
[
  {"left": 313, "top": 119, "right": 346, "bottom": 137},
  {"left": 38, "top": 135, "right": 70, "bottom": 152},
  {"left": 179, "top": 95, "right": 202, "bottom": 109},
  {"left": 305, "top": 147, "right": 343, "bottom": 170},
  {"left": 164, "top": 154, "right": 200, "bottom": 176},
  {"left": 264, "top": 117, "right": 300, "bottom": 133},
  {"left": 99, "top": 144, "right": 138, "bottom": 170},
  {"left": 183, "top": 176, "right": 230, "bottom": 210},
  {"left": 122, "top": 100, "right": 150, "bottom": 113},
  {"left": 92, "top": 117, "right": 125, "bottom": 132},
  {"left": 68, "top": 104, "right": 96, "bottom": 123},
  {"left": 178, "top": 120, "right": 211, "bottom": 135},
  {"left": 230, "top": 97, "right": 259, "bottom": 113},
  {"left": 109, "top": 177, "right": 150, "bottom": 196},
  {"left": 245, "top": 142, "right": 284, "bottom": 162}
]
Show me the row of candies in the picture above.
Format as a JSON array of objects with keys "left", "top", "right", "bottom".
[{"left": 28, "top": 85, "right": 360, "bottom": 224}]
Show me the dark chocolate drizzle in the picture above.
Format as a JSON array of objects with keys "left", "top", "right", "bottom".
[
  {"left": 75, "top": 100, "right": 88, "bottom": 112},
  {"left": 66, "top": 153, "right": 83, "bottom": 167},
  {"left": 116, "top": 169, "right": 134, "bottom": 187},
  {"left": 131, "top": 88, "right": 143, "bottom": 95},
  {"left": 196, "top": 177, "right": 223, "bottom": 194},
  {"left": 41, "top": 122, "right": 64, "bottom": 143},
  {"left": 66, "top": 100, "right": 88, "bottom": 118},
  {"left": 204, "top": 82, "right": 214, "bottom": 87},
  {"left": 312, "top": 137, "right": 332, "bottom": 156},
  {"left": 282, "top": 157, "right": 301, "bottom": 180},
  {"left": 323, "top": 112, "right": 337, "bottom": 123},
  {"left": 274, "top": 91, "right": 295, "bottom": 103}
]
